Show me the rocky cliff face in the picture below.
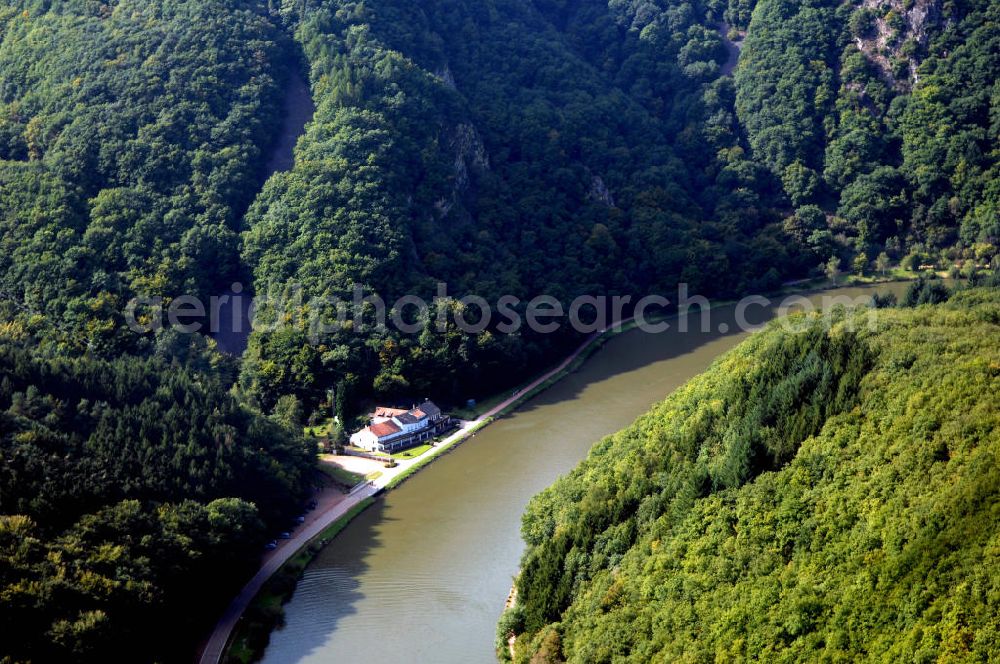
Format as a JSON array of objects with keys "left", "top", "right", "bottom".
[
  {"left": 435, "top": 121, "right": 489, "bottom": 217},
  {"left": 853, "top": 0, "right": 942, "bottom": 89},
  {"left": 588, "top": 174, "right": 615, "bottom": 207},
  {"left": 436, "top": 63, "right": 457, "bottom": 90},
  {"left": 429, "top": 60, "right": 490, "bottom": 218}
]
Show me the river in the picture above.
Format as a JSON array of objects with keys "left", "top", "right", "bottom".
[{"left": 259, "top": 283, "right": 911, "bottom": 664}]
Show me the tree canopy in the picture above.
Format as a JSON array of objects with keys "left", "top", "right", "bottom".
[
  {"left": 0, "top": 0, "right": 996, "bottom": 659},
  {"left": 504, "top": 284, "right": 1000, "bottom": 662},
  {"left": 0, "top": 337, "right": 315, "bottom": 661}
]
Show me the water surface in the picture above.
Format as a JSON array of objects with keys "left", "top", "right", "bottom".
[{"left": 261, "top": 283, "right": 910, "bottom": 664}]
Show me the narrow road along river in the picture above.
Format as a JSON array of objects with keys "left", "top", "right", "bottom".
[{"left": 260, "top": 283, "right": 911, "bottom": 664}]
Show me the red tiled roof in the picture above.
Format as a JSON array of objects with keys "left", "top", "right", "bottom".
[
  {"left": 411, "top": 408, "right": 427, "bottom": 419},
  {"left": 370, "top": 421, "right": 402, "bottom": 438},
  {"left": 373, "top": 407, "right": 408, "bottom": 418}
]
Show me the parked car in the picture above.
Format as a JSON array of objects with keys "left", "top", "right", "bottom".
[
  {"left": 265, "top": 541, "right": 277, "bottom": 551},
  {"left": 296, "top": 516, "right": 306, "bottom": 524},
  {"left": 279, "top": 532, "right": 292, "bottom": 539}
]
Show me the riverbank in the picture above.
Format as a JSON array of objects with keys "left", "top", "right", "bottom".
[
  {"left": 205, "top": 272, "right": 933, "bottom": 664},
  {"left": 263, "top": 280, "right": 944, "bottom": 663},
  {"left": 204, "top": 313, "right": 648, "bottom": 664},
  {"left": 223, "top": 498, "right": 375, "bottom": 664}
]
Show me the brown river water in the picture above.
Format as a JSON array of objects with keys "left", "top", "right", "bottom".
[{"left": 259, "top": 283, "right": 911, "bottom": 664}]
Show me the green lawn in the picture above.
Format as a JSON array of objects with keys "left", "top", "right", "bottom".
[
  {"left": 450, "top": 367, "right": 558, "bottom": 420},
  {"left": 391, "top": 444, "right": 434, "bottom": 460},
  {"left": 304, "top": 418, "right": 332, "bottom": 438},
  {"left": 318, "top": 463, "right": 365, "bottom": 488},
  {"left": 345, "top": 445, "right": 389, "bottom": 458},
  {"left": 450, "top": 392, "right": 507, "bottom": 421}
]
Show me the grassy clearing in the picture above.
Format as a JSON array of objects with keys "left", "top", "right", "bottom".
[
  {"left": 318, "top": 463, "right": 364, "bottom": 489},
  {"left": 448, "top": 366, "right": 559, "bottom": 421},
  {"left": 450, "top": 389, "right": 513, "bottom": 421},
  {"left": 774, "top": 269, "right": 926, "bottom": 296},
  {"left": 222, "top": 497, "right": 376, "bottom": 664},
  {"left": 391, "top": 444, "right": 433, "bottom": 460},
  {"left": 304, "top": 418, "right": 332, "bottom": 438}
]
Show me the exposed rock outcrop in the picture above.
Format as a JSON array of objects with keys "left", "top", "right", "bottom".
[
  {"left": 435, "top": 122, "right": 489, "bottom": 217},
  {"left": 436, "top": 63, "right": 457, "bottom": 90},
  {"left": 853, "top": 0, "right": 941, "bottom": 89},
  {"left": 588, "top": 174, "right": 615, "bottom": 207}
]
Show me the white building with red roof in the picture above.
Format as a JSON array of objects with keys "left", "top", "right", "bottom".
[{"left": 349, "top": 401, "right": 448, "bottom": 453}]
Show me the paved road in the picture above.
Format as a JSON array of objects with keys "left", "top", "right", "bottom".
[{"left": 197, "top": 319, "right": 633, "bottom": 664}]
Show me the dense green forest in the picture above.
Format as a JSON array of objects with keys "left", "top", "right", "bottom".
[
  {"left": 0, "top": 343, "right": 315, "bottom": 661},
  {"left": 736, "top": 0, "right": 998, "bottom": 255},
  {"left": 0, "top": 0, "right": 995, "bottom": 416},
  {"left": 502, "top": 282, "right": 1000, "bottom": 662},
  {"left": 237, "top": 0, "right": 998, "bottom": 417},
  {"left": 0, "top": 0, "right": 997, "bottom": 660},
  {"left": 0, "top": 0, "right": 289, "bottom": 356},
  {"left": 237, "top": 0, "right": 799, "bottom": 415},
  {"left": 0, "top": 2, "right": 313, "bottom": 661}
]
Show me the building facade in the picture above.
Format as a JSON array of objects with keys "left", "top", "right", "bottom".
[{"left": 349, "top": 401, "right": 450, "bottom": 453}]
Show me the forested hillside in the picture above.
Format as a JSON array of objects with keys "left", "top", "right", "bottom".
[
  {"left": 0, "top": 2, "right": 312, "bottom": 661},
  {"left": 502, "top": 282, "right": 1000, "bottom": 662},
  {"left": 0, "top": 344, "right": 315, "bottom": 661},
  {"left": 0, "top": 0, "right": 997, "bottom": 660},
  {"left": 0, "top": 0, "right": 995, "bottom": 418},
  {"left": 238, "top": 0, "right": 799, "bottom": 415},
  {"left": 0, "top": 0, "right": 290, "bottom": 355},
  {"left": 237, "top": 0, "right": 998, "bottom": 417},
  {"left": 736, "top": 0, "right": 998, "bottom": 255}
]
